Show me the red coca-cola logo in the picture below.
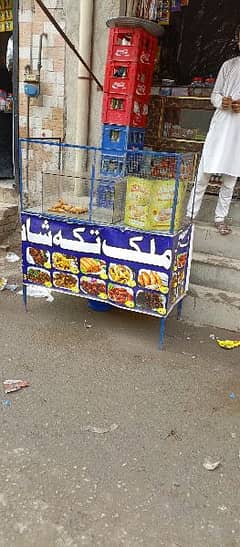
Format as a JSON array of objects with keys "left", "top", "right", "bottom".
[
  {"left": 115, "top": 48, "right": 129, "bottom": 57},
  {"left": 112, "top": 82, "right": 126, "bottom": 90}
]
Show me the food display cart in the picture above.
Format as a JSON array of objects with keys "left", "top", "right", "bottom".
[
  {"left": 20, "top": 140, "right": 195, "bottom": 348},
  {"left": 19, "top": 18, "right": 196, "bottom": 348}
]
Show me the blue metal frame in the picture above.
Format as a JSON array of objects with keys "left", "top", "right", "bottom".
[
  {"left": 18, "top": 141, "right": 23, "bottom": 209},
  {"left": 159, "top": 317, "right": 166, "bottom": 350},
  {"left": 19, "top": 138, "right": 101, "bottom": 151},
  {"left": 170, "top": 154, "right": 182, "bottom": 235},
  {"left": 89, "top": 149, "right": 97, "bottom": 222},
  {"left": 23, "top": 283, "right": 28, "bottom": 311},
  {"left": 19, "top": 139, "right": 194, "bottom": 348},
  {"left": 102, "top": 124, "right": 145, "bottom": 153}
]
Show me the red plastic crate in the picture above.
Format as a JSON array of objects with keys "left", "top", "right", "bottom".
[
  {"left": 103, "top": 60, "right": 154, "bottom": 97},
  {"left": 102, "top": 93, "right": 150, "bottom": 128},
  {"left": 107, "top": 27, "right": 157, "bottom": 65}
]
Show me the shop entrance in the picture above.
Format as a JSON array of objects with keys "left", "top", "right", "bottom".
[
  {"left": 0, "top": 2, "right": 13, "bottom": 179},
  {"left": 157, "top": 0, "right": 240, "bottom": 85},
  {"left": 140, "top": 0, "right": 240, "bottom": 199}
]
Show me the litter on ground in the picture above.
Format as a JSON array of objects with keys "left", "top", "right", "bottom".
[
  {"left": 5, "top": 252, "right": 20, "bottom": 263},
  {"left": 81, "top": 424, "right": 119, "bottom": 434},
  {"left": 0, "top": 277, "right": 7, "bottom": 291},
  {"left": 18, "top": 285, "right": 54, "bottom": 302},
  {"left": 217, "top": 339, "right": 240, "bottom": 350},
  {"left": 2, "top": 399, "right": 12, "bottom": 407},
  {"left": 3, "top": 380, "right": 30, "bottom": 394},
  {"left": 203, "top": 458, "right": 221, "bottom": 471}
]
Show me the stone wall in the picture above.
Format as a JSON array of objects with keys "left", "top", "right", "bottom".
[
  {"left": 18, "top": 0, "right": 65, "bottom": 141},
  {"left": 18, "top": 0, "right": 121, "bottom": 202},
  {"left": 0, "top": 204, "right": 19, "bottom": 243},
  {"left": 18, "top": 0, "right": 66, "bottom": 202},
  {"left": 19, "top": 0, "right": 120, "bottom": 147}
]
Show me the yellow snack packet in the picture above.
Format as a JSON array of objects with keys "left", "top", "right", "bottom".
[{"left": 217, "top": 339, "right": 240, "bottom": 350}]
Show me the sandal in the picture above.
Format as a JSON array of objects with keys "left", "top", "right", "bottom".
[{"left": 214, "top": 221, "right": 232, "bottom": 235}]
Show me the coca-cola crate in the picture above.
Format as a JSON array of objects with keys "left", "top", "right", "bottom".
[
  {"left": 107, "top": 27, "right": 157, "bottom": 65},
  {"left": 100, "top": 152, "right": 126, "bottom": 177},
  {"left": 95, "top": 176, "right": 126, "bottom": 214},
  {"left": 102, "top": 124, "right": 145, "bottom": 152},
  {"left": 102, "top": 93, "right": 150, "bottom": 128},
  {"left": 99, "top": 151, "right": 142, "bottom": 177},
  {"left": 104, "top": 60, "right": 153, "bottom": 97}
]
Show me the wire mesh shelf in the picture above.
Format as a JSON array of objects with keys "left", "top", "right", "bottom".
[{"left": 19, "top": 139, "right": 196, "bottom": 234}]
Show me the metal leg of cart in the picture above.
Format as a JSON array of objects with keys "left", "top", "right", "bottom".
[
  {"left": 159, "top": 317, "right": 166, "bottom": 350},
  {"left": 177, "top": 299, "right": 183, "bottom": 321},
  {"left": 23, "top": 284, "right": 28, "bottom": 311}
]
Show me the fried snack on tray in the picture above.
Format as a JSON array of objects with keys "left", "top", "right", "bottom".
[
  {"left": 138, "top": 270, "right": 168, "bottom": 293},
  {"left": 53, "top": 272, "right": 78, "bottom": 290},
  {"left": 27, "top": 268, "right": 51, "bottom": 286},
  {"left": 108, "top": 284, "right": 133, "bottom": 306},
  {"left": 109, "top": 264, "right": 132, "bottom": 284},
  {"left": 48, "top": 198, "right": 88, "bottom": 215},
  {"left": 53, "top": 252, "right": 79, "bottom": 273},
  {"left": 81, "top": 277, "right": 106, "bottom": 297},
  {"left": 29, "top": 247, "right": 48, "bottom": 267},
  {"left": 139, "top": 271, "right": 160, "bottom": 287},
  {"left": 80, "top": 258, "right": 105, "bottom": 275},
  {"left": 136, "top": 290, "right": 165, "bottom": 312},
  {"left": 177, "top": 253, "right": 187, "bottom": 269}
]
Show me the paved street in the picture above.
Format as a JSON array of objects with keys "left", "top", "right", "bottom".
[{"left": 0, "top": 249, "right": 240, "bottom": 547}]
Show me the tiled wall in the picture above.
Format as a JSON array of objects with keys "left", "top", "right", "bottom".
[{"left": 18, "top": 0, "right": 65, "bottom": 140}]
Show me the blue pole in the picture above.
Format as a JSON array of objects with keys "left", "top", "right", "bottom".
[
  {"left": 19, "top": 140, "right": 23, "bottom": 209},
  {"left": 23, "top": 284, "right": 28, "bottom": 311},
  {"left": 159, "top": 317, "right": 166, "bottom": 350},
  {"left": 89, "top": 150, "right": 96, "bottom": 222}
]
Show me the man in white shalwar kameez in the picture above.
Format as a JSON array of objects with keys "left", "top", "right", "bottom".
[{"left": 187, "top": 30, "right": 240, "bottom": 235}]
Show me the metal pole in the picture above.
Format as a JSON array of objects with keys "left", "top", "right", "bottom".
[{"left": 159, "top": 317, "right": 166, "bottom": 350}]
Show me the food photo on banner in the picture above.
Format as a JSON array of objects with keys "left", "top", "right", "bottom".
[{"left": 21, "top": 213, "right": 193, "bottom": 318}]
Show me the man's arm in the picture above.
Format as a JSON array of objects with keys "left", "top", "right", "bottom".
[
  {"left": 6, "top": 35, "right": 13, "bottom": 72},
  {"left": 211, "top": 62, "right": 232, "bottom": 110}
]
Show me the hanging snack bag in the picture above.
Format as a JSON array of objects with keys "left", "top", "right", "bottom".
[
  {"left": 148, "top": 178, "right": 187, "bottom": 231},
  {"left": 124, "top": 176, "right": 152, "bottom": 230}
]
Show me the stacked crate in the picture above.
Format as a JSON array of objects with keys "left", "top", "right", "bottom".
[{"left": 98, "top": 25, "right": 158, "bottom": 207}]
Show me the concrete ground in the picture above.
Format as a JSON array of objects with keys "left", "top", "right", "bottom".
[{"left": 0, "top": 247, "right": 240, "bottom": 547}]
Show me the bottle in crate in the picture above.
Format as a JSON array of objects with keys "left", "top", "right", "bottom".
[
  {"left": 104, "top": 60, "right": 153, "bottom": 97},
  {"left": 100, "top": 151, "right": 127, "bottom": 177},
  {"left": 94, "top": 176, "right": 127, "bottom": 224},
  {"left": 107, "top": 27, "right": 157, "bottom": 66},
  {"left": 102, "top": 124, "right": 145, "bottom": 153},
  {"left": 102, "top": 93, "right": 149, "bottom": 128},
  {"left": 96, "top": 177, "right": 115, "bottom": 209}
]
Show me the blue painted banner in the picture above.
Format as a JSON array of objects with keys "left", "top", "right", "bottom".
[{"left": 21, "top": 212, "right": 192, "bottom": 318}]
